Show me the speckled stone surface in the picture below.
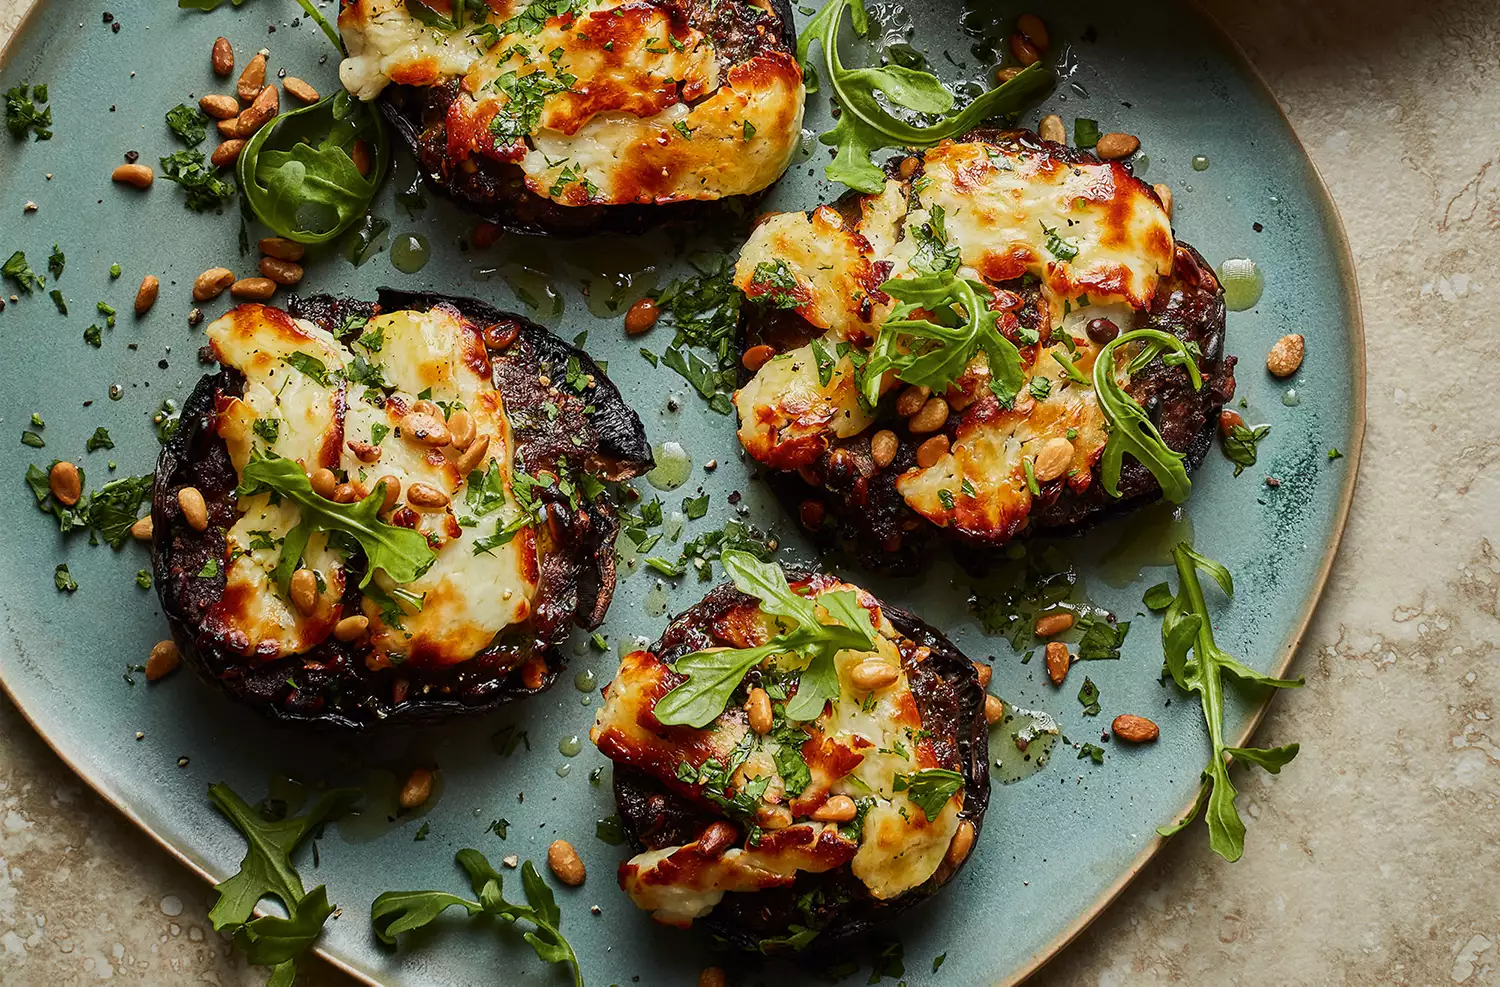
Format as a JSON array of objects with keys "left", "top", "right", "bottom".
[{"left": 1, "top": 1, "right": 1496, "bottom": 984}]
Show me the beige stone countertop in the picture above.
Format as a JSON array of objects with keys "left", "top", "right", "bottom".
[{"left": 2, "top": 0, "right": 1497, "bottom": 984}]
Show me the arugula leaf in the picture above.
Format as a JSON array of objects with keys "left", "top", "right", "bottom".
[
  {"left": 207, "top": 783, "right": 358, "bottom": 986},
  {"left": 1152, "top": 543, "right": 1302, "bottom": 861},
  {"left": 861, "top": 268, "right": 1024, "bottom": 409},
  {"left": 5, "top": 82, "right": 52, "bottom": 141},
  {"left": 371, "top": 851, "right": 583, "bottom": 987},
  {"left": 891, "top": 768, "right": 963, "bottom": 821},
  {"left": 799, "top": 0, "right": 1052, "bottom": 192},
  {"left": 1092, "top": 329, "right": 1203, "bottom": 503},
  {"left": 653, "top": 552, "right": 877, "bottom": 727},
  {"left": 238, "top": 454, "right": 435, "bottom": 586}
]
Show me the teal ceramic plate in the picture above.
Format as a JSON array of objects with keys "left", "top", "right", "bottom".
[{"left": 0, "top": 1, "right": 1362, "bottom": 984}]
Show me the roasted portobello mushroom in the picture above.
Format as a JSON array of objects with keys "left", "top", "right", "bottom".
[
  {"left": 590, "top": 553, "right": 989, "bottom": 952},
  {"left": 338, "top": 0, "right": 805, "bottom": 234},
  {"left": 731, "top": 130, "right": 1236, "bottom": 571},
  {"left": 152, "top": 289, "right": 652, "bottom": 728}
]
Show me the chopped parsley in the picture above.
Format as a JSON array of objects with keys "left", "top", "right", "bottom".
[
  {"left": 136, "top": 569, "right": 152, "bottom": 589},
  {"left": 49, "top": 289, "right": 67, "bottom": 315},
  {"left": 681, "top": 491, "right": 709, "bottom": 520},
  {"left": 251, "top": 418, "right": 280, "bottom": 446},
  {"left": 1075, "top": 611, "right": 1129, "bottom": 660},
  {"left": 1074, "top": 117, "right": 1101, "bottom": 149},
  {"left": 1077, "top": 676, "right": 1101, "bottom": 716},
  {"left": 159, "top": 149, "right": 237, "bottom": 212},
  {"left": 165, "top": 103, "right": 209, "bottom": 146},
  {"left": 891, "top": 768, "right": 963, "bottom": 822},
  {"left": 651, "top": 256, "right": 743, "bottom": 415},
  {"left": 21, "top": 430, "right": 44, "bottom": 448},
  {"left": 745, "top": 259, "right": 803, "bottom": 310},
  {"left": 86, "top": 427, "right": 115, "bottom": 452},
  {"left": 489, "top": 69, "right": 573, "bottom": 144},
  {"left": 5, "top": 82, "right": 52, "bottom": 141},
  {"left": 282, "top": 352, "right": 337, "bottom": 386},
  {"left": 47, "top": 244, "right": 64, "bottom": 280},
  {"left": 3, "top": 251, "right": 42, "bottom": 293},
  {"left": 1077, "top": 742, "right": 1105, "bottom": 764},
  {"left": 1041, "top": 222, "right": 1079, "bottom": 262},
  {"left": 54, "top": 563, "right": 78, "bottom": 593},
  {"left": 1222, "top": 423, "right": 1270, "bottom": 476},
  {"left": 1028, "top": 376, "right": 1052, "bottom": 400}
]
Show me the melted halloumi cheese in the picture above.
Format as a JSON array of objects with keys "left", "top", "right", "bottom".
[
  {"left": 591, "top": 577, "right": 965, "bottom": 925},
  {"left": 204, "top": 303, "right": 539, "bottom": 668},
  {"left": 339, "top": 0, "right": 804, "bottom": 205},
  {"left": 732, "top": 137, "right": 1176, "bottom": 540}
]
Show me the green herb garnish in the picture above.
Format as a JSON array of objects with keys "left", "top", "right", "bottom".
[
  {"left": 1223, "top": 423, "right": 1270, "bottom": 476},
  {"left": 891, "top": 768, "right": 963, "bottom": 822},
  {"left": 54, "top": 563, "right": 78, "bottom": 592},
  {"left": 1150, "top": 543, "right": 1302, "bottom": 861},
  {"left": 3, "top": 250, "right": 42, "bottom": 293},
  {"left": 47, "top": 244, "right": 64, "bottom": 280},
  {"left": 372, "top": 850, "right": 583, "bottom": 987},
  {"left": 1076, "top": 676, "right": 1100, "bottom": 715},
  {"left": 161, "top": 149, "right": 237, "bottom": 212},
  {"left": 5, "top": 82, "right": 52, "bottom": 141},
  {"left": 207, "top": 782, "right": 359, "bottom": 987},
  {"left": 653, "top": 552, "right": 877, "bottom": 727},
  {"left": 798, "top": 0, "right": 1051, "bottom": 192},
  {"left": 166, "top": 103, "right": 210, "bottom": 146}
]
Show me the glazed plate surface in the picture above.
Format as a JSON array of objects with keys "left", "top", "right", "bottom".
[{"left": 0, "top": 1, "right": 1362, "bottom": 984}]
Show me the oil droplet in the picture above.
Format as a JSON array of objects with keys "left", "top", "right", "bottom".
[
  {"left": 1192, "top": 154, "right": 1210, "bottom": 171},
  {"left": 1282, "top": 388, "right": 1300, "bottom": 407},
  {"left": 644, "top": 581, "right": 670, "bottom": 618},
  {"left": 1131, "top": 152, "right": 1150, "bottom": 176},
  {"left": 1098, "top": 502, "right": 1195, "bottom": 588},
  {"left": 646, "top": 441, "right": 692, "bottom": 490},
  {"left": 1217, "top": 258, "right": 1264, "bottom": 312},
  {"left": 109, "top": 384, "right": 124, "bottom": 400},
  {"left": 390, "top": 233, "right": 430, "bottom": 274},
  {"left": 574, "top": 669, "right": 597, "bottom": 692},
  {"left": 618, "top": 634, "right": 650, "bottom": 659},
  {"left": 556, "top": 763, "right": 572, "bottom": 778},
  {"left": 559, "top": 735, "right": 583, "bottom": 757},
  {"left": 991, "top": 705, "right": 1061, "bottom": 784}
]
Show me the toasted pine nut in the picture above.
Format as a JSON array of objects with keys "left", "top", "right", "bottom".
[
  {"left": 624, "top": 297, "right": 659, "bottom": 335},
  {"left": 199, "top": 93, "right": 240, "bottom": 120},
  {"left": 258, "top": 256, "right": 304, "bottom": 286},
  {"left": 850, "top": 659, "right": 899, "bottom": 693},
  {"left": 212, "top": 37, "right": 234, "bottom": 77},
  {"left": 915, "top": 434, "right": 950, "bottom": 469},
  {"left": 1219, "top": 409, "right": 1245, "bottom": 436},
  {"left": 193, "top": 267, "right": 236, "bottom": 302},
  {"left": 1017, "top": 14, "right": 1049, "bottom": 49},
  {"left": 309, "top": 468, "right": 338, "bottom": 499},
  {"left": 374, "top": 475, "right": 401, "bottom": 512},
  {"left": 448, "top": 409, "right": 476, "bottom": 449},
  {"left": 1154, "top": 182, "right": 1173, "bottom": 218},
  {"left": 699, "top": 968, "right": 728, "bottom": 987},
  {"left": 996, "top": 66, "right": 1024, "bottom": 83},
  {"left": 1038, "top": 113, "right": 1066, "bottom": 144},
  {"left": 334, "top": 615, "right": 369, "bottom": 642},
  {"left": 333, "top": 482, "right": 366, "bottom": 504},
  {"left": 973, "top": 661, "right": 992, "bottom": 689},
  {"left": 403, "top": 412, "right": 451, "bottom": 447},
  {"left": 217, "top": 116, "right": 245, "bottom": 138},
  {"left": 130, "top": 515, "right": 154, "bottom": 541},
  {"left": 547, "top": 839, "right": 586, "bottom": 886},
  {"left": 210, "top": 139, "right": 245, "bottom": 168},
  {"left": 745, "top": 687, "right": 772, "bottom": 735},
  {"left": 1033, "top": 437, "right": 1074, "bottom": 482},
  {"left": 48, "top": 461, "right": 82, "bottom": 506},
  {"left": 909, "top": 397, "right": 949, "bottom": 434},
  {"left": 348, "top": 440, "right": 382, "bottom": 464},
  {"left": 146, "top": 640, "right": 181, "bottom": 682},
  {"left": 230, "top": 277, "right": 277, "bottom": 300},
  {"left": 411, "top": 399, "right": 440, "bottom": 418},
  {"left": 870, "top": 429, "right": 898, "bottom": 468},
  {"left": 454, "top": 433, "right": 491, "bottom": 476},
  {"left": 895, "top": 384, "right": 929, "bottom": 417},
  {"left": 236, "top": 85, "right": 279, "bottom": 136},
  {"left": 698, "top": 821, "right": 737, "bottom": 858},
  {"left": 178, "top": 487, "right": 209, "bottom": 531},
  {"left": 238, "top": 49, "right": 269, "bottom": 103},
  {"left": 351, "top": 139, "right": 372, "bottom": 177},
  {"left": 811, "top": 795, "right": 857, "bottom": 823},
  {"left": 1035, "top": 612, "right": 1075, "bottom": 637},
  {"left": 1267, "top": 334, "right": 1305, "bottom": 377},
  {"left": 399, "top": 768, "right": 434, "bottom": 809},
  {"left": 258, "top": 237, "right": 305, "bottom": 261},
  {"left": 1045, "top": 641, "right": 1071, "bottom": 685},
  {"left": 1095, "top": 132, "right": 1141, "bottom": 160},
  {"left": 1009, "top": 33, "right": 1040, "bottom": 66},
  {"left": 742, "top": 344, "right": 776, "bottom": 372},
  {"left": 898, "top": 155, "right": 919, "bottom": 179},
  {"left": 944, "top": 820, "right": 976, "bottom": 868},
  {"left": 289, "top": 568, "right": 318, "bottom": 615},
  {"left": 1112, "top": 714, "right": 1160, "bottom": 743},
  {"left": 112, "top": 163, "right": 154, "bottom": 188},
  {"left": 283, "top": 76, "right": 319, "bottom": 104},
  {"left": 984, "top": 694, "right": 1005, "bottom": 725},
  {"left": 756, "top": 803, "right": 793, "bottom": 830},
  {"left": 406, "top": 482, "right": 450, "bottom": 509}
]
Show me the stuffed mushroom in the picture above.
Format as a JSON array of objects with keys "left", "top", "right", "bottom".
[
  {"left": 731, "top": 130, "right": 1236, "bottom": 571},
  {"left": 152, "top": 289, "right": 651, "bottom": 728},
  {"left": 338, "top": 0, "right": 805, "bottom": 234},
  {"left": 590, "top": 552, "right": 989, "bottom": 951}
]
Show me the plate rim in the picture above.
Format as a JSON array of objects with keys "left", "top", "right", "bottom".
[{"left": 0, "top": 1, "right": 1367, "bottom": 984}]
